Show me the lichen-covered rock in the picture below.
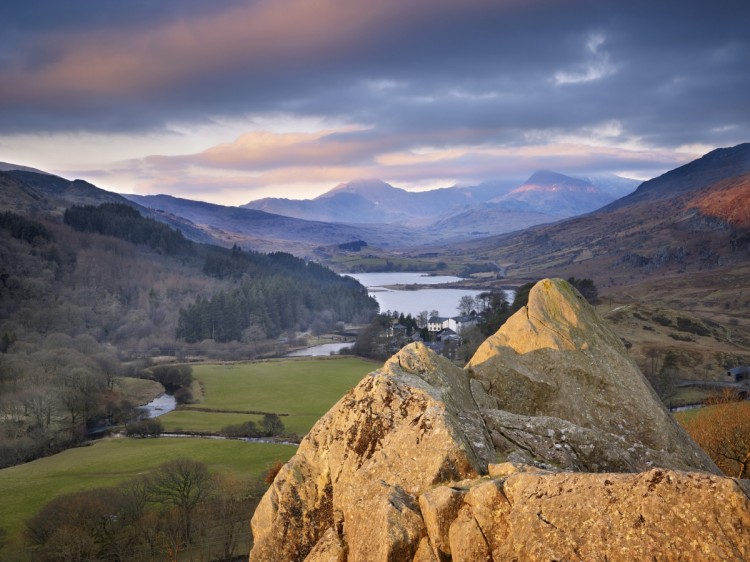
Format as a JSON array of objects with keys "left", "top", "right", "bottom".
[
  {"left": 250, "top": 343, "right": 493, "bottom": 562},
  {"left": 439, "top": 467, "right": 750, "bottom": 561},
  {"left": 468, "top": 278, "right": 717, "bottom": 473},
  {"left": 419, "top": 485, "right": 466, "bottom": 560},
  {"left": 249, "top": 279, "right": 742, "bottom": 561}
]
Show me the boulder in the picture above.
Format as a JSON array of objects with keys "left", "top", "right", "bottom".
[
  {"left": 441, "top": 467, "right": 750, "bottom": 561},
  {"left": 468, "top": 278, "right": 717, "bottom": 473},
  {"left": 250, "top": 343, "right": 493, "bottom": 562},
  {"left": 249, "top": 279, "right": 745, "bottom": 561}
]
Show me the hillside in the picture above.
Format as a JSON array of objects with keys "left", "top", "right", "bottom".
[
  {"left": 6, "top": 170, "right": 135, "bottom": 210},
  {"left": 0, "top": 194, "right": 377, "bottom": 468},
  {"left": 126, "top": 192, "right": 430, "bottom": 253},
  {"left": 445, "top": 143, "right": 750, "bottom": 288},
  {"left": 0, "top": 170, "right": 218, "bottom": 245},
  {"left": 687, "top": 172, "right": 750, "bottom": 229}
]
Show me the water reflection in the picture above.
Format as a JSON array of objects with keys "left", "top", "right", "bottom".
[
  {"left": 139, "top": 393, "right": 177, "bottom": 418},
  {"left": 349, "top": 272, "right": 482, "bottom": 317}
]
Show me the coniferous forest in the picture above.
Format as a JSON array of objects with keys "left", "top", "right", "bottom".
[{"left": 0, "top": 202, "right": 378, "bottom": 468}]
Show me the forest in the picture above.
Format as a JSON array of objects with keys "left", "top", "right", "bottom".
[{"left": 0, "top": 204, "right": 378, "bottom": 468}]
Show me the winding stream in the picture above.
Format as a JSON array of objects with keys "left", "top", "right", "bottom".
[{"left": 139, "top": 393, "right": 177, "bottom": 418}]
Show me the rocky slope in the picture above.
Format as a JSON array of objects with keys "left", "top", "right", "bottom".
[{"left": 250, "top": 279, "right": 749, "bottom": 561}]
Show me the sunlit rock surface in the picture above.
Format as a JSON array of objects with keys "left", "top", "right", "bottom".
[{"left": 250, "top": 279, "right": 748, "bottom": 562}]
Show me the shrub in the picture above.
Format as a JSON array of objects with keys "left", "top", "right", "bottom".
[
  {"left": 174, "top": 386, "right": 194, "bottom": 405},
  {"left": 675, "top": 317, "right": 710, "bottom": 336},
  {"left": 264, "top": 460, "right": 286, "bottom": 486},
  {"left": 125, "top": 418, "right": 163, "bottom": 437},
  {"left": 150, "top": 365, "right": 193, "bottom": 393},
  {"left": 221, "top": 420, "right": 260, "bottom": 438}
]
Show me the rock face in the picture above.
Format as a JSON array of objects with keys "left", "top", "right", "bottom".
[
  {"left": 468, "top": 278, "right": 717, "bottom": 473},
  {"left": 250, "top": 279, "right": 749, "bottom": 561},
  {"left": 250, "top": 345, "right": 493, "bottom": 562}
]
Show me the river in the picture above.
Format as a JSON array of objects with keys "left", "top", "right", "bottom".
[
  {"left": 286, "top": 342, "right": 354, "bottom": 357},
  {"left": 139, "top": 393, "right": 177, "bottom": 418}
]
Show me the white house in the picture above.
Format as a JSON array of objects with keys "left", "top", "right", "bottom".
[
  {"left": 427, "top": 315, "right": 478, "bottom": 334},
  {"left": 427, "top": 316, "right": 455, "bottom": 333}
]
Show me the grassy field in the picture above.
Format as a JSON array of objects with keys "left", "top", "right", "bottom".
[
  {"left": 160, "top": 356, "right": 376, "bottom": 436},
  {"left": 0, "top": 437, "right": 295, "bottom": 556},
  {"left": 665, "top": 386, "right": 719, "bottom": 409},
  {"left": 0, "top": 356, "right": 376, "bottom": 558}
]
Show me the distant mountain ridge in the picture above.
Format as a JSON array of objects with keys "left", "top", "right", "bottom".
[
  {"left": 243, "top": 178, "right": 516, "bottom": 225},
  {"left": 123, "top": 192, "right": 431, "bottom": 253},
  {"left": 455, "top": 142, "right": 750, "bottom": 283},
  {"left": 0, "top": 160, "right": 644, "bottom": 261},
  {"left": 243, "top": 173, "right": 640, "bottom": 236},
  {"left": 488, "top": 170, "right": 616, "bottom": 217}
]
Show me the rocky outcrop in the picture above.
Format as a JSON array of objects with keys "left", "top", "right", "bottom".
[
  {"left": 250, "top": 279, "right": 749, "bottom": 561},
  {"left": 421, "top": 463, "right": 750, "bottom": 561},
  {"left": 468, "top": 278, "right": 717, "bottom": 473},
  {"left": 250, "top": 344, "right": 493, "bottom": 562}
]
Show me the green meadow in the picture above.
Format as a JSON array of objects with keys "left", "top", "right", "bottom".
[
  {"left": 161, "top": 356, "right": 376, "bottom": 435},
  {"left": 0, "top": 437, "right": 295, "bottom": 554},
  {"left": 0, "top": 356, "right": 375, "bottom": 558}
]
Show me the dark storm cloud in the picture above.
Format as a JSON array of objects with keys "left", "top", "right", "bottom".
[{"left": 1, "top": 0, "right": 748, "bottom": 165}]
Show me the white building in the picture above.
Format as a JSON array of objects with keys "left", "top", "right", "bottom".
[{"left": 427, "top": 315, "right": 477, "bottom": 334}]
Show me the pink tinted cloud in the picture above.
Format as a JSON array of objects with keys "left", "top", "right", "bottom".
[
  {"left": 128, "top": 134, "right": 693, "bottom": 206},
  {"left": 1, "top": 0, "right": 503, "bottom": 102}
]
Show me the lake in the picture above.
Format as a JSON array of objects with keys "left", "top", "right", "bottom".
[{"left": 348, "top": 272, "right": 485, "bottom": 318}]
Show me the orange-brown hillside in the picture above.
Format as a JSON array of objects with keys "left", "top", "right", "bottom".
[{"left": 688, "top": 172, "right": 750, "bottom": 229}]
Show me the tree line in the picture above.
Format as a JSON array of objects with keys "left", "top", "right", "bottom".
[
  {"left": 179, "top": 247, "right": 377, "bottom": 343},
  {"left": 0, "top": 204, "right": 378, "bottom": 468},
  {"left": 63, "top": 204, "right": 192, "bottom": 255}
]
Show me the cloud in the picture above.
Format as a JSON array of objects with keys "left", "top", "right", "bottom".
[
  {"left": 553, "top": 32, "right": 617, "bottom": 85},
  {"left": 125, "top": 119, "right": 694, "bottom": 205},
  {"left": 1, "top": 0, "right": 749, "bottom": 203}
]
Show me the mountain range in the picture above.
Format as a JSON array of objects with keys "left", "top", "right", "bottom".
[
  {"left": 242, "top": 172, "right": 639, "bottom": 229},
  {"left": 0, "top": 164, "right": 640, "bottom": 258},
  {"left": 444, "top": 143, "right": 750, "bottom": 287},
  {"left": 2, "top": 145, "right": 747, "bottom": 284}
]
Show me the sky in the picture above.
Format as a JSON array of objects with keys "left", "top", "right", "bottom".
[{"left": 1, "top": 0, "right": 748, "bottom": 205}]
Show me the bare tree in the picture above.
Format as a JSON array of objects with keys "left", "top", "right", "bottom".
[
  {"left": 457, "top": 295, "right": 477, "bottom": 316},
  {"left": 207, "top": 475, "right": 252, "bottom": 562},
  {"left": 147, "top": 459, "right": 214, "bottom": 544}
]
